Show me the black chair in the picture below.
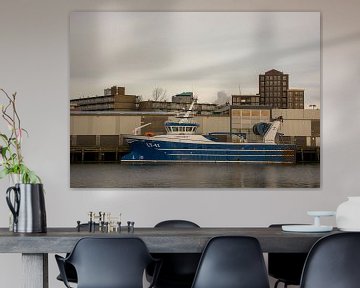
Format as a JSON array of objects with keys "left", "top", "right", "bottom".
[
  {"left": 191, "top": 236, "right": 270, "bottom": 288},
  {"left": 147, "top": 220, "right": 201, "bottom": 288},
  {"left": 55, "top": 237, "right": 160, "bottom": 288},
  {"left": 268, "top": 224, "right": 308, "bottom": 288},
  {"left": 56, "top": 262, "right": 77, "bottom": 284},
  {"left": 154, "top": 220, "right": 200, "bottom": 229},
  {"left": 300, "top": 232, "right": 360, "bottom": 288},
  {"left": 56, "top": 223, "right": 99, "bottom": 284}
]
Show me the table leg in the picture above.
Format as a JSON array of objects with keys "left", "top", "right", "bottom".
[{"left": 22, "top": 253, "right": 48, "bottom": 288}]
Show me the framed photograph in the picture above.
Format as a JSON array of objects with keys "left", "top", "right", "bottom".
[{"left": 70, "top": 12, "right": 320, "bottom": 188}]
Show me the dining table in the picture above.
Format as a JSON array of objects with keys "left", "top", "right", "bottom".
[{"left": 0, "top": 226, "right": 339, "bottom": 288}]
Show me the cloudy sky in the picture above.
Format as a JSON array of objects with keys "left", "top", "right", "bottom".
[{"left": 70, "top": 12, "right": 320, "bottom": 107}]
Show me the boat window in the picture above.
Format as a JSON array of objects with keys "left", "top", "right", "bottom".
[
  {"left": 192, "top": 127, "right": 196, "bottom": 132},
  {"left": 186, "top": 127, "right": 192, "bottom": 132},
  {"left": 172, "top": 127, "right": 178, "bottom": 132}
]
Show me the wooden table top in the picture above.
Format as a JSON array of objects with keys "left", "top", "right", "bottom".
[{"left": 0, "top": 227, "right": 340, "bottom": 253}]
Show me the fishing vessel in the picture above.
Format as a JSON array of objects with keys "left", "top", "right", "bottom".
[{"left": 122, "top": 102, "right": 296, "bottom": 164}]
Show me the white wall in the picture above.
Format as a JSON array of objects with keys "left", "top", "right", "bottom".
[{"left": 0, "top": 0, "right": 359, "bottom": 287}]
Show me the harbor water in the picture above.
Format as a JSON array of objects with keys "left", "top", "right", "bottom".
[{"left": 70, "top": 163, "right": 320, "bottom": 188}]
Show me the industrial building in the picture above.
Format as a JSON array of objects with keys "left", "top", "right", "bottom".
[
  {"left": 232, "top": 94, "right": 260, "bottom": 106},
  {"left": 272, "top": 109, "right": 320, "bottom": 147},
  {"left": 230, "top": 106, "right": 319, "bottom": 147},
  {"left": 71, "top": 86, "right": 220, "bottom": 115},
  {"left": 138, "top": 100, "right": 218, "bottom": 115},
  {"left": 70, "top": 86, "right": 138, "bottom": 111},
  {"left": 230, "top": 106, "right": 272, "bottom": 143}
]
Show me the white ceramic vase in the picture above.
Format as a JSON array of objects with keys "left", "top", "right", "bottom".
[{"left": 336, "top": 197, "right": 360, "bottom": 231}]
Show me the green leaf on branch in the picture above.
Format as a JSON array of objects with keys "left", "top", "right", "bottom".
[
  {"left": 0, "top": 168, "right": 9, "bottom": 179},
  {"left": 0, "top": 133, "right": 8, "bottom": 142}
]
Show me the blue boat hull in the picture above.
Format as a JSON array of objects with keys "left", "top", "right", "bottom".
[{"left": 122, "top": 137, "right": 296, "bottom": 164}]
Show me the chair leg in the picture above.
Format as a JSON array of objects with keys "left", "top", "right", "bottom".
[
  {"left": 274, "top": 280, "right": 281, "bottom": 288},
  {"left": 274, "top": 280, "right": 289, "bottom": 288}
]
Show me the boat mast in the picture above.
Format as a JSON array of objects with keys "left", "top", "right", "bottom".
[{"left": 179, "top": 100, "right": 196, "bottom": 123}]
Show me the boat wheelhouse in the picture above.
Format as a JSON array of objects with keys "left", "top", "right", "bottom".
[{"left": 164, "top": 122, "right": 199, "bottom": 135}]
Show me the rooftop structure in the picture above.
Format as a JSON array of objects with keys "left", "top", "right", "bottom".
[{"left": 172, "top": 92, "right": 194, "bottom": 104}]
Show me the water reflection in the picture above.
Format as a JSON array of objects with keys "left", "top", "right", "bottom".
[{"left": 70, "top": 163, "right": 320, "bottom": 188}]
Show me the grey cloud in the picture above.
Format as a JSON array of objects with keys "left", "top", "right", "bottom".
[{"left": 70, "top": 12, "right": 320, "bottom": 105}]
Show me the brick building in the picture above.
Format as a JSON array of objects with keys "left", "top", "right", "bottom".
[
  {"left": 259, "top": 69, "right": 289, "bottom": 108},
  {"left": 287, "top": 89, "right": 305, "bottom": 109}
]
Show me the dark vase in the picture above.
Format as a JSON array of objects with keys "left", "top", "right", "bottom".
[{"left": 6, "top": 183, "right": 47, "bottom": 233}]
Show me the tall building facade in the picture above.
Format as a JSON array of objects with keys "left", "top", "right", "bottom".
[
  {"left": 259, "top": 69, "right": 289, "bottom": 108},
  {"left": 287, "top": 89, "right": 304, "bottom": 109}
]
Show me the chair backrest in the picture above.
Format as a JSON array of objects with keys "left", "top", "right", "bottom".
[
  {"left": 67, "top": 237, "right": 154, "bottom": 288},
  {"left": 151, "top": 220, "right": 201, "bottom": 286},
  {"left": 300, "top": 232, "right": 360, "bottom": 288},
  {"left": 268, "top": 224, "right": 308, "bottom": 285},
  {"left": 155, "top": 220, "right": 200, "bottom": 228},
  {"left": 191, "top": 236, "right": 270, "bottom": 288}
]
